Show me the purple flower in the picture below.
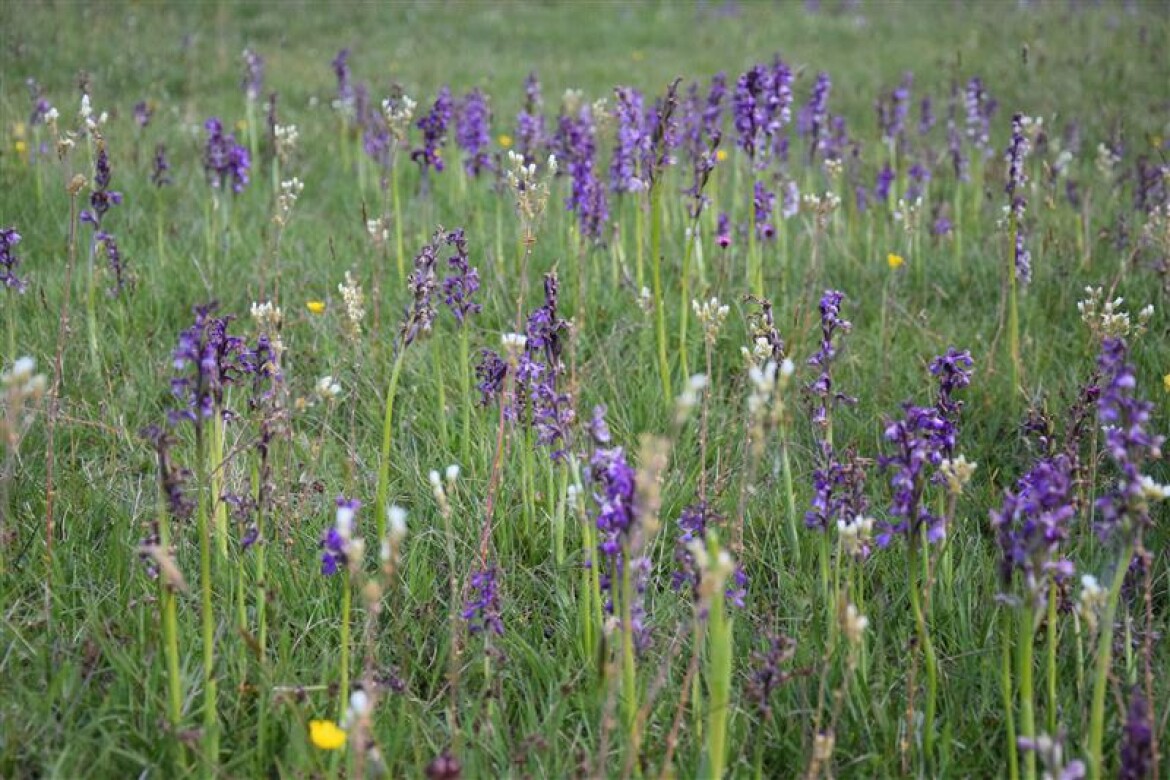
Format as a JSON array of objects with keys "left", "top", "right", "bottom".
[
  {"left": 877, "top": 404, "right": 951, "bottom": 546},
  {"left": 752, "top": 180, "right": 776, "bottom": 240},
  {"left": 732, "top": 64, "right": 767, "bottom": 162},
  {"left": 965, "top": 77, "right": 996, "bottom": 156},
  {"left": 918, "top": 95, "right": 935, "bottom": 136},
  {"left": 805, "top": 290, "right": 855, "bottom": 430},
  {"left": 133, "top": 101, "right": 153, "bottom": 129},
  {"left": 462, "top": 565, "right": 504, "bottom": 635},
  {"left": 716, "top": 212, "right": 732, "bottom": 248},
  {"left": 242, "top": 48, "right": 264, "bottom": 102},
  {"left": 929, "top": 347, "right": 973, "bottom": 436},
  {"left": 806, "top": 445, "right": 868, "bottom": 535},
  {"left": 81, "top": 146, "right": 123, "bottom": 226},
  {"left": 876, "top": 72, "right": 913, "bottom": 147},
  {"left": 202, "top": 118, "right": 250, "bottom": 194},
  {"left": 321, "top": 496, "right": 360, "bottom": 576},
  {"left": 797, "top": 71, "right": 831, "bottom": 161},
  {"left": 555, "top": 103, "right": 608, "bottom": 240},
  {"left": 0, "top": 227, "right": 27, "bottom": 294},
  {"left": 440, "top": 228, "right": 480, "bottom": 325},
  {"left": 642, "top": 81, "right": 682, "bottom": 187},
  {"left": 874, "top": 162, "right": 894, "bottom": 203},
  {"left": 746, "top": 632, "right": 798, "bottom": 721},
  {"left": 587, "top": 425, "right": 652, "bottom": 651},
  {"left": 932, "top": 215, "right": 953, "bottom": 238},
  {"left": 1093, "top": 337, "right": 1166, "bottom": 542},
  {"left": 1004, "top": 113, "right": 1034, "bottom": 284},
  {"left": 455, "top": 88, "right": 492, "bottom": 177},
  {"left": 474, "top": 349, "right": 507, "bottom": 407},
  {"left": 152, "top": 144, "right": 171, "bottom": 187},
  {"left": 169, "top": 303, "right": 247, "bottom": 426},
  {"left": 990, "top": 454, "right": 1077, "bottom": 602},
  {"left": 672, "top": 502, "right": 749, "bottom": 608},
  {"left": 332, "top": 49, "right": 353, "bottom": 108},
  {"left": 26, "top": 79, "right": 51, "bottom": 127},
  {"left": 95, "top": 231, "right": 131, "bottom": 297},
  {"left": 518, "top": 274, "right": 574, "bottom": 461},
  {"left": 412, "top": 86, "right": 453, "bottom": 176},
  {"left": 947, "top": 85, "right": 968, "bottom": 182},
  {"left": 781, "top": 179, "right": 799, "bottom": 219},
  {"left": 906, "top": 161, "right": 931, "bottom": 202},
  {"left": 515, "top": 72, "right": 546, "bottom": 166},
  {"left": 610, "top": 86, "right": 648, "bottom": 194},
  {"left": 400, "top": 233, "right": 440, "bottom": 347},
  {"left": 1119, "top": 688, "right": 1153, "bottom": 780}
]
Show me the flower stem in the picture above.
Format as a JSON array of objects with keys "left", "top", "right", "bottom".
[
  {"left": 1088, "top": 540, "right": 1135, "bottom": 780},
  {"left": 1001, "top": 607, "right": 1020, "bottom": 780},
  {"left": 650, "top": 184, "right": 671, "bottom": 402},
  {"left": 702, "top": 537, "right": 732, "bottom": 780},
  {"left": 908, "top": 541, "right": 937, "bottom": 773},
  {"left": 195, "top": 426, "right": 218, "bottom": 775},
  {"left": 374, "top": 349, "right": 407, "bottom": 543},
  {"left": 1018, "top": 604, "right": 1037, "bottom": 780},
  {"left": 339, "top": 570, "right": 351, "bottom": 720}
]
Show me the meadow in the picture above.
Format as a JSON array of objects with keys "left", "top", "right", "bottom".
[{"left": 1, "top": 1, "right": 1168, "bottom": 777}]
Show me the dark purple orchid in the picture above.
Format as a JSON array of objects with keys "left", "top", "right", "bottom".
[
  {"left": 202, "top": 118, "right": 250, "bottom": 194},
  {"left": 0, "top": 227, "right": 27, "bottom": 294},
  {"left": 455, "top": 88, "right": 492, "bottom": 177},
  {"left": 462, "top": 565, "right": 504, "bottom": 635},
  {"left": 412, "top": 87, "right": 453, "bottom": 176}
]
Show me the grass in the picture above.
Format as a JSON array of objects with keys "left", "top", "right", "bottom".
[{"left": 1, "top": 1, "right": 1168, "bottom": 777}]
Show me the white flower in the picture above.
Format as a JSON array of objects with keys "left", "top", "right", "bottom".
[
  {"left": 335, "top": 503, "right": 356, "bottom": 539},
  {"left": 387, "top": 505, "right": 407, "bottom": 541},
  {"left": 445, "top": 464, "right": 461, "bottom": 484},
  {"left": 501, "top": 332, "right": 528, "bottom": 351},
  {"left": 842, "top": 603, "right": 869, "bottom": 645},
  {"left": 1137, "top": 474, "right": 1170, "bottom": 501},
  {"left": 315, "top": 375, "right": 342, "bottom": 400}
]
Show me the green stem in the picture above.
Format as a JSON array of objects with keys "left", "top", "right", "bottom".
[
  {"left": 780, "top": 436, "right": 801, "bottom": 565},
  {"left": 908, "top": 541, "right": 937, "bottom": 772},
  {"left": 620, "top": 548, "right": 638, "bottom": 736},
  {"left": 339, "top": 570, "right": 351, "bottom": 720},
  {"left": 678, "top": 225, "right": 694, "bottom": 379},
  {"left": 1008, "top": 221, "right": 1022, "bottom": 404},
  {"left": 703, "top": 537, "right": 733, "bottom": 780},
  {"left": 157, "top": 491, "right": 183, "bottom": 741},
  {"left": 1088, "top": 540, "right": 1136, "bottom": 780},
  {"left": 374, "top": 349, "right": 407, "bottom": 543},
  {"left": 433, "top": 340, "right": 449, "bottom": 451},
  {"left": 1001, "top": 607, "right": 1020, "bottom": 780},
  {"left": 1018, "top": 604, "right": 1037, "bottom": 780},
  {"left": 1046, "top": 580, "right": 1058, "bottom": 737},
  {"left": 392, "top": 162, "right": 405, "bottom": 283},
  {"left": 635, "top": 196, "right": 645, "bottom": 290},
  {"left": 650, "top": 184, "right": 671, "bottom": 402},
  {"left": 459, "top": 326, "right": 472, "bottom": 471},
  {"left": 196, "top": 427, "right": 218, "bottom": 775},
  {"left": 211, "top": 413, "right": 228, "bottom": 560}
]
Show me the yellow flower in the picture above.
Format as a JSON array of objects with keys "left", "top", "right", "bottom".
[
  {"left": 14, "top": 140, "right": 28, "bottom": 156},
  {"left": 632, "top": 50, "right": 645, "bottom": 62},
  {"left": 309, "top": 719, "right": 346, "bottom": 750},
  {"left": 1163, "top": 373, "right": 1170, "bottom": 394},
  {"left": 887, "top": 253, "right": 905, "bottom": 270},
  {"left": 716, "top": 149, "right": 728, "bottom": 162},
  {"left": 235, "top": 119, "right": 248, "bottom": 133},
  {"left": 307, "top": 300, "right": 326, "bottom": 315},
  {"left": 498, "top": 134, "right": 513, "bottom": 149}
]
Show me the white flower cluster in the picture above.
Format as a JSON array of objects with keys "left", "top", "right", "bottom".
[
  {"left": 1077, "top": 286, "right": 1153, "bottom": 340},
  {"left": 338, "top": 271, "right": 366, "bottom": 341}
]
